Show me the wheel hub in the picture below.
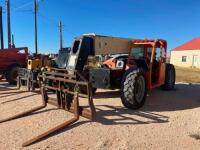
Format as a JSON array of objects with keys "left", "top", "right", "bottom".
[{"left": 135, "top": 76, "right": 145, "bottom": 103}]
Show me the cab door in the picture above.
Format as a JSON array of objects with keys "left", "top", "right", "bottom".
[
  {"left": 157, "top": 47, "right": 166, "bottom": 85},
  {"left": 151, "top": 47, "right": 166, "bottom": 88}
]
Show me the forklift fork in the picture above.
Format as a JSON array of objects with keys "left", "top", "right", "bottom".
[
  {"left": 22, "top": 89, "right": 80, "bottom": 147},
  {"left": 0, "top": 70, "right": 96, "bottom": 147}
]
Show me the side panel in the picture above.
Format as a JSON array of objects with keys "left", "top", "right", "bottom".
[
  {"left": 94, "top": 36, "right": 132, "bottom": 55},
  {"left": 76, "top": 37, "right": 94, "bottom": 71},
  {"left": 66, "top": 37, "right": 94, "bottom": 73},
  {"left": 0, "top": 48, "right": 28, "bottom": 71},
  {"left": 56, "top": 48, "right": 71, "bottom": 69},
  {"left": 89, "top": 68, "right": 110, "bottom": 89},
  {"left": 157, "top": 62, "right": 166, "bottom": 85}
]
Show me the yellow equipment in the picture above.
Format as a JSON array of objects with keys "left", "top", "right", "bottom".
[{"left": 27, "top": 59, "right": 42, "bottom": 70}]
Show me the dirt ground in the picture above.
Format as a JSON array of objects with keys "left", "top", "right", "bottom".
[
  {"left": 1, "top": 81, "right": 200, "bottom": 150},
  {"left": 175, "top": 66, "right": 200, "bottom": 83}
]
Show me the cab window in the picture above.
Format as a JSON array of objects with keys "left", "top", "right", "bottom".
[
  {"left": 147, "top": 47, "right": 152, "bottom": 60},
  {"left": 18, "top": 50, "right": 25, "bottom": 54},
  {"left": 154, "top": 48, "right": 165, "bottom": 62},
  {"left": 131, "top": 47, "right": 144, "bottom": 59},
  {"left": 155, "top": 48, "right": 161, "bottom": 61}
]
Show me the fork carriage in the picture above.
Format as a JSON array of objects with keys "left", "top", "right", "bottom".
[{"left": 0, "top": 68, "right": 96, "bottom": 147}]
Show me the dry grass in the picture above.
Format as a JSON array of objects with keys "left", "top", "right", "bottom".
[{"left": 175, "top": 66, "right": 200, "bottom": 83}]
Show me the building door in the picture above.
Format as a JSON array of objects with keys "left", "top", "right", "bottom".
[{"left": 192, "top": 55, "right": 198, "bottom": 67}]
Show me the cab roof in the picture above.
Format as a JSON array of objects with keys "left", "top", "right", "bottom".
[{"left": 132, "top": 39, "right": 167, "bottom": 49}]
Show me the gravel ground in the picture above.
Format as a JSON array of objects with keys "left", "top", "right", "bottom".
[{"left": 0, "top": 81, "right": 200, "bottom": 150}]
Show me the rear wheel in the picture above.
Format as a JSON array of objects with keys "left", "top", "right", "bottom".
[
  {"left": 161, "top": 64, "right": 175, "bottom": 90},
  {"left": 5, "top": 64, "right": 20, "bottom": 85},
  {"left": 120, "top": 68, "right": 147, "bottom": 109}
]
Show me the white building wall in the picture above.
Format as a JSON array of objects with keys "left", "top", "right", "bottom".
[{"left": 170, "top": 50, "right": 200, "bottom": 68}]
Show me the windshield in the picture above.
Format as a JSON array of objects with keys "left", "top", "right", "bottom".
[{"left": 130, "top": 47, "right": 144, "bottom": 59}]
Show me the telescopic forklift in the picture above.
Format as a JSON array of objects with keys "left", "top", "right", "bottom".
[
  {"left": 62, "top": 34, "right": 175, "bottom": 109},
  {"left": 0, "top": 34, "right": 175, "bottom": 147}
]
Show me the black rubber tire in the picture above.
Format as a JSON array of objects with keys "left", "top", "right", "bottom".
[
  {"left": 5, "top": 64, "right": 20, "bottom": 85},
  {"left": 120, "top": 68, "right": 147, "bottom": 109},
  {"left": 161, "top": 64, "right": 176, "bottom": 90},
  {"left": 0, "top": 75, "right": 3, "bottom": 80}
]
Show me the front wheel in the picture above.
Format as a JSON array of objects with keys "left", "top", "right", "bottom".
[
  {"left": 5, "top": 64, "right": 20, "bottom": 85},
  {"left": 120, "top": 68, "right": 147, "bottom": 109}
]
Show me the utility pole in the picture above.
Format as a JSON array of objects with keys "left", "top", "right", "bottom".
[
  {"left": 11, "top": 34, "right": 15, "bottom": 48},
  {"left": 59, "top": 21, "right": 63, "bottom": 50},
  {"left": 6, "top": 0, "right": 11, "bottom": 48},
  {"left": 0, "top": 6, "right": 4, "bottom": 49},
  {"left": 34, "top": 0, "right": 38, "bottom": 54}
]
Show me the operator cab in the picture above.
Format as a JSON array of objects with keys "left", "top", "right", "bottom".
[
  {"left": 129, "top": 39, "right": 167, "bottom": 89},
  {"left": 129, "top": 45, "right": 149, "bottom": 71}
]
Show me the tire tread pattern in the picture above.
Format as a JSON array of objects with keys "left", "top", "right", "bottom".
[{"left": 120, "top": 68, "right": 147, "bottom": 109}]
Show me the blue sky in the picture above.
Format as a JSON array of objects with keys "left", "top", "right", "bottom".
[{"left": 0, "top": 0, "right": 200, "bottom": 54}]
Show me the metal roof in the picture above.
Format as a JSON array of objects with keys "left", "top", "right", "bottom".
[{"left": 172, "top": 38, "right": 200, "bottom": 51}]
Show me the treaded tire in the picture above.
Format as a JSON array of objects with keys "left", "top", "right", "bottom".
[
  {"left": 5, "top": 64, "right": 20, "bottom": 85},
  {"left": 120, "top": 68, "right": 147, "bottom": 109},
  {"left": 161, "top": 64, "right": 176, "bottom": 90},
  {"left": 0, "top": 75, "right": 3, "bottom": 80}
]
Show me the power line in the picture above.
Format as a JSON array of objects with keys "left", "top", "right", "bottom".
[
  {"left": 38, "top": 12, "right": 77, "bottom": 37},
  {"left": 38, "top": 12, "right": 58, "bottom": 26},
  {"left": 0, "top": 1, "right": 32, "bottom": 13},
  {"left": 1, "top": 0, "right": 77, "bottom": 39},
  {"left": 12, "top": 1, "right": 33, "bottom": 11}
]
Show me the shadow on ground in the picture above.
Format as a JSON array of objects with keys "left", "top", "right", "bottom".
[
  {"left": 95, "top": 105, "right": 169, "bottom": 125},
  {"left": 0, "top": 82, "right": 16, "bottom": 91},
  {"left": 1, "top": 83, "right": 200, "bottom": 145},
  {"left": 94, "top": 83, "right": 200, "bottom": 125},
  {"left": 143, "top": 83, "right": 200, "bottom": 112},
  {"left": 94, "top": 90, "right": 120, "bottom": 99},
  {"left": 1, "top": 93, "right": 38, "bottom": 104},
  {"left": 1, "top": 83, "right": 200, "bottom": 126}
]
